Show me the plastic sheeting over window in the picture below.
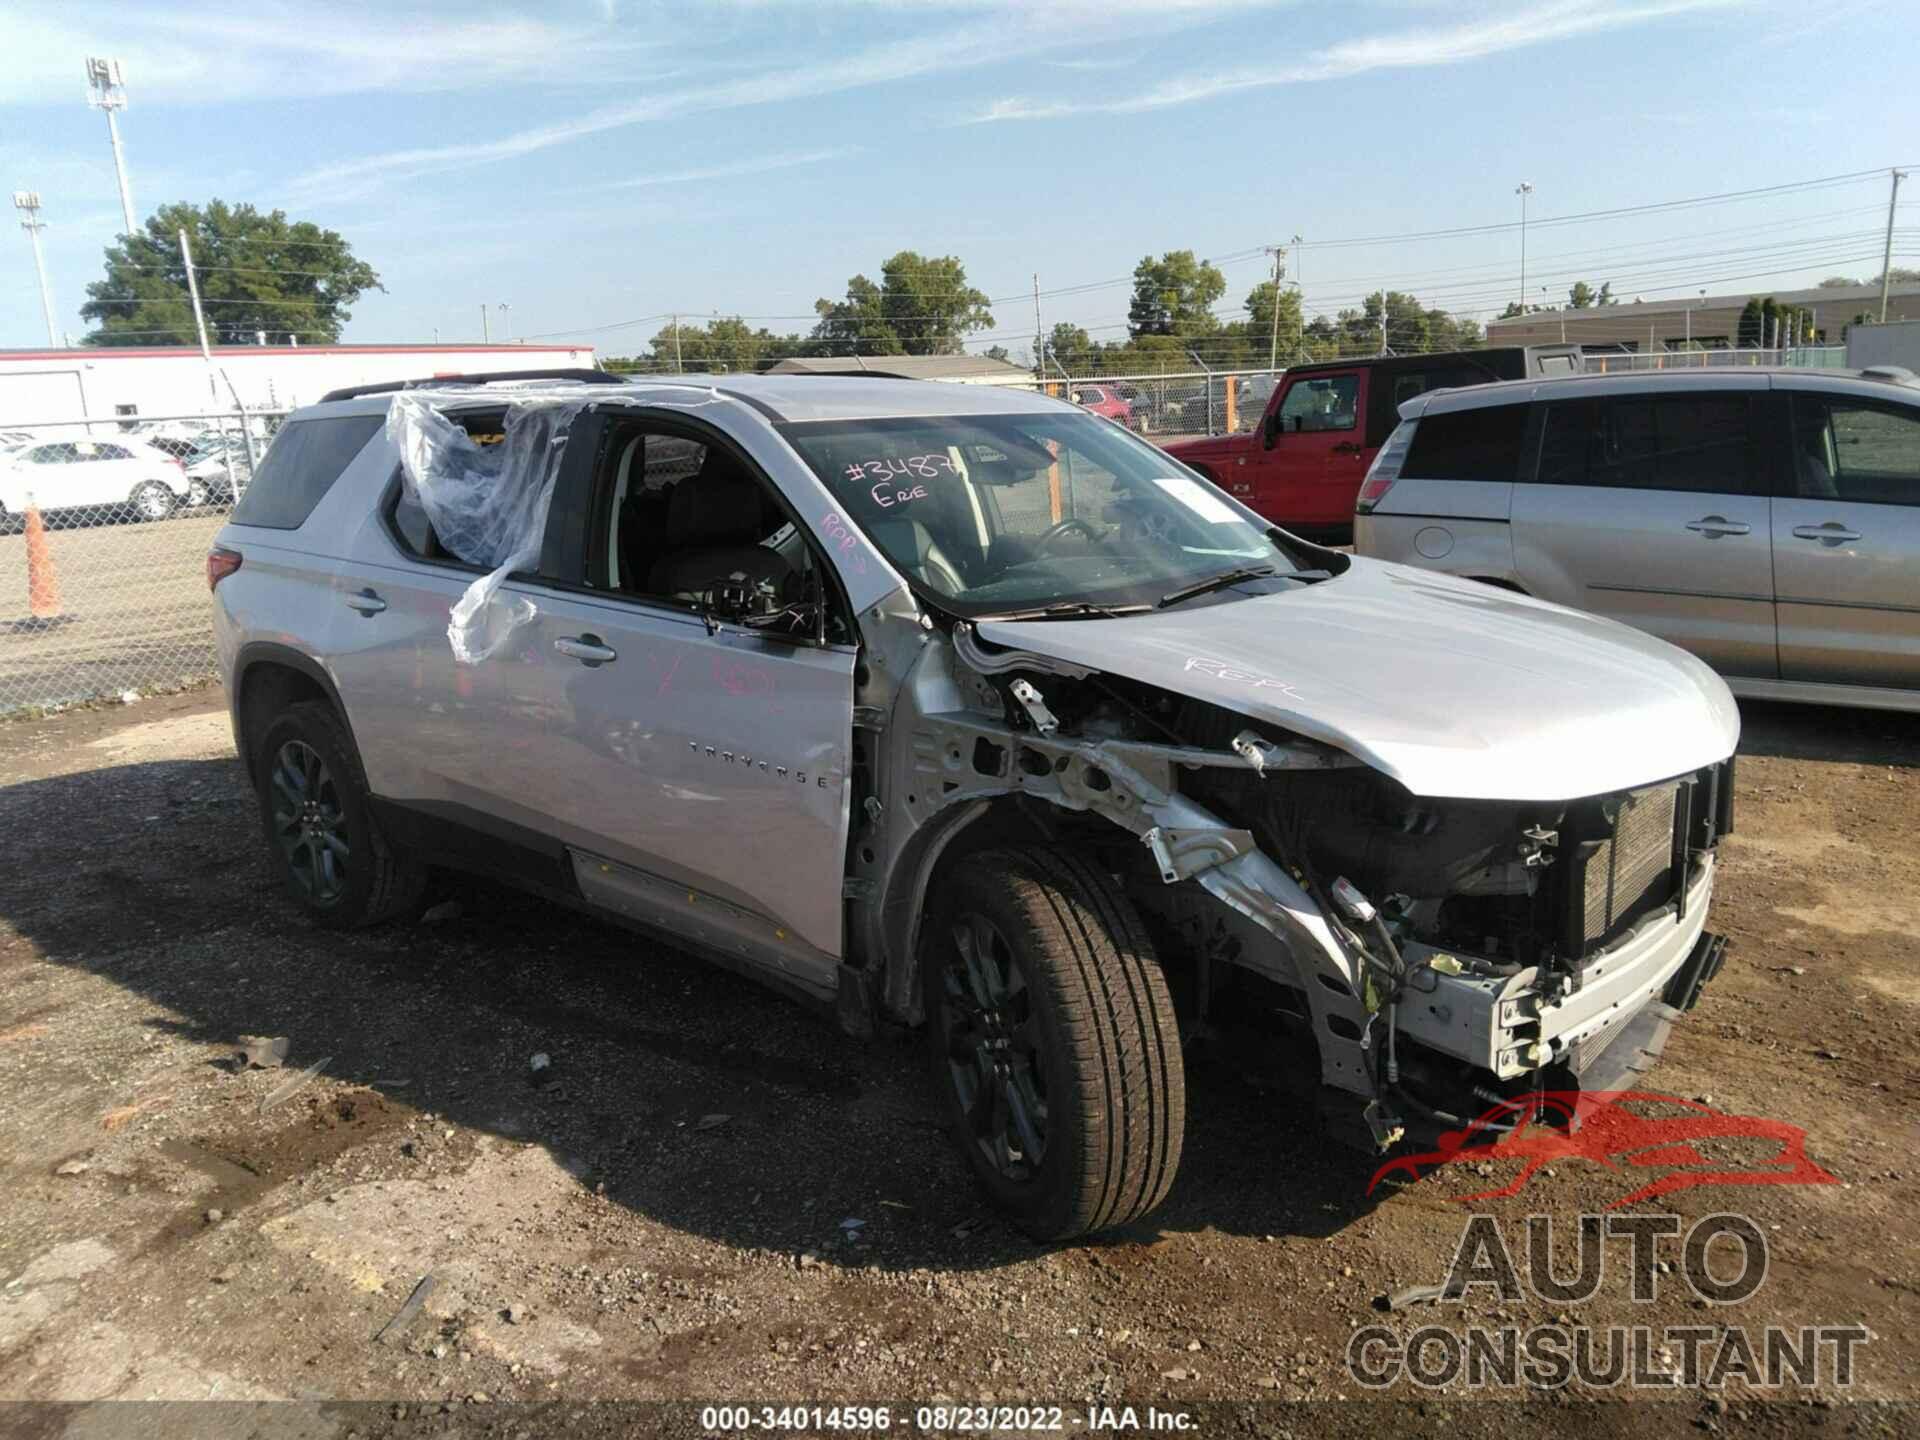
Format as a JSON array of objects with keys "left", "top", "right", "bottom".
[
  {"left": 386, "top": 382, "right": 733, "bottom": 663},
  {"left": 385, "top": 388, "right": 594, "bottom": 663}
]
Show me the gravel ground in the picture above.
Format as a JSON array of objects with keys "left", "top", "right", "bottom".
[{"left": 0, "top": 689, "right": 1913, "bottom": 1435}]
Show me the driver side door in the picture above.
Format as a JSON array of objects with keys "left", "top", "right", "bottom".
[
  {"left": 507, "top": 412, "right": 859, "bottom": 989},
  {"left": 1251, "top": 369, "right": 1365, "bottom": 530}
]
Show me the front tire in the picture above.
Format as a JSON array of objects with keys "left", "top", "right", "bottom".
[
  {"left": 130, "top": 481, "right": 177, "bottom": 522},
  {"left": 252, "top": 701, "right": 426, "bottom": 929},
  {"left": 924, "top": 847, "right": 1185, "bottom": 1240}
]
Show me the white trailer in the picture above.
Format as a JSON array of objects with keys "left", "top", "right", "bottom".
[{"left": 0, "top": 343, "right": 598, "bottom": 428}]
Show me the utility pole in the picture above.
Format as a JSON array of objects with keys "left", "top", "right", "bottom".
[
  {"left": 1032, "top": 274, "right": 1044, "bottom": 380},
  {"left": 1879, "top": 168, "right": 1907, "bottom": 323},
  {"left": 1263, "top": 244, "right": 1286, "bottom": 370},
  {"left": 12, "top": 192, "right": 57, "bottom": 347},
  {"left": 178, "top": 228, "right": 213, "bottom": 360},
  {"left": 498, "top": 303, "right": 512, "bottom": 342},
  {"left": 480, "top": 304, "right": 490, "bottom": 343},
  {"left": 672, "top": 314, "right": 683, "bottom": 372},
  {"left": 85, "top": 58, "right": 137, "bottom": 239},
  {"left": 1515, "top": 181, "right": 1534, "bottom": 313}
]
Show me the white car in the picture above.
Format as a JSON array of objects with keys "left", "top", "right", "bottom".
[{"left": 0, "top": 436, "right": 194, "bottom": 527}]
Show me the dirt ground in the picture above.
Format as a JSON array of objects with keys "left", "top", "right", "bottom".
[{"left": 0, "top": 688, "right": 1913, "bottom": 1434}]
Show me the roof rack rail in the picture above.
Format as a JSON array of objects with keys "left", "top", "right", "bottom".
[{"left": 318, "top": 368, "right": 626, "bottom": 403}]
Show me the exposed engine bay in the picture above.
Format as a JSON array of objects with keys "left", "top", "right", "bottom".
[{"left": 851, "top": 614, "right": 1734, "bottom": 1153}]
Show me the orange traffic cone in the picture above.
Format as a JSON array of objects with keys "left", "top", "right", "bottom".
[{"left": 25, "top": 501, "right": 62, "bottom": 620}]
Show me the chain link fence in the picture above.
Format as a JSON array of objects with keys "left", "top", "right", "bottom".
[
  {"left": 0, "top": 408, "right": 284, "bottom": 717},
  {"left": 1047, "top": 367, "right": 1287, "bottom": 442}
]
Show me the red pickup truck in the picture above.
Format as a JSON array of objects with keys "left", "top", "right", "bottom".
[{"left": 1162, "top": 346, "right": 1580, "bottom": 542}]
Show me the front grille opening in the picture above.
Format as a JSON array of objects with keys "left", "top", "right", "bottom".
[{"left": 1562, "top": 780, "right": 1685, "bottom": 958}]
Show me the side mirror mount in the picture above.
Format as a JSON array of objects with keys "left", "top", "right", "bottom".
[{"left": 1262, "top": 410, "right": 1282, "bottom": 449}]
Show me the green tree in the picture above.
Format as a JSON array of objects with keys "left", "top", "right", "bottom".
[
  {"left": 81, "top": 199, "right": 380, "bottom": 346},
  {"left": 812, "top": 251, "right": 992, "bottom": 356},
  {"left": 1568, "top": 281, "right": 1596, "bottom": 309},
  {"left": 1043, "top": 322, "right": 1094, "bottom": 373},
  {"left": 1820, "top": 268, "right": 1920, "bottom": 288},
  {"left": 1242, "top": 280, "right": 1304, "bottom": 364},
  {"left": 1127, "top": 250, "right": 1226, "bottom": 339},
  {"left": 1738, "top": 296, "right": 1818, "bottom": 347}
]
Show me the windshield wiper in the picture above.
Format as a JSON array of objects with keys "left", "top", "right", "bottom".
[
  {"left": 1156, "top": 565, "right": 1332, "bottom": 609},
  {"left": 1156, "top": 565, "right": 1276, "bottom": 608},
  {"left": 979, "top": 599, "right": 1152, "bottom": 621}
]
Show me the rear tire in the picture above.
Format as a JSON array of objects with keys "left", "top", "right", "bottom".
[
  {"left": 252, "top": 700, "right": 426, "bottom": 929},
  {"left": 923, "top": 847, "right": 1185, "bottom": 1240}
]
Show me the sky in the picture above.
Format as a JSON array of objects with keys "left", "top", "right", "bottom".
[{"left": 1, "top": 0, "right": 1916, "bottom": 360}]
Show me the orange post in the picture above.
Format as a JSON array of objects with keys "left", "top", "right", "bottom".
[
  {"left": 1224, "top": 380, "right": 1237, "bottom": 435},
  {"left": 25, "top": 502, "right": 61, "bottom": 619}
]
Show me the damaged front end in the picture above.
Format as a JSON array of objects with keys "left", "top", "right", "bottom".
[{"left": 849, "top": 609, "right": 1734, "bottom": 1157}]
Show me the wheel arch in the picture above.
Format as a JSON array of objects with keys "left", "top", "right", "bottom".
[
  {"left": 232, "top": 644, "right": 353, "bottom": 786},
  {"left": 873, "top": 793, "right": 1054, "bottom": 1028}
]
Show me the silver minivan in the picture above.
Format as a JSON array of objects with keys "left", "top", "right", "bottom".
[{"left": 1355, "top": 367, "right": 1920, "bottom": 712}]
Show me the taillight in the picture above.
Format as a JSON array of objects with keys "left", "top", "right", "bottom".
[
  {"left": 1355, "top": 474, "right": 1396, "bottom": 515},
  {"left": 207, "top": 545, "right": 242, "bottom": 590},
  {"left": 1356, "top": 420, "right": 1413, "bottom": 515}
]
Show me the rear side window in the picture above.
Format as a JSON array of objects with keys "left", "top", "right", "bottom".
[
  {"left": 230, "top": 414, "right": 383, "bottom": 529},
  {"left": 1790, "top": 393, "right": 1920, "bottom": 506},
  {"left": 1399, "top": 402, "right": 1529, "bottom": 482},
  {"left": 1537, "top": 393, "right": 1758, "bottom": 494}
]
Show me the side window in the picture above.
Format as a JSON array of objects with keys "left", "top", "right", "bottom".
[
  {"left": 1278, "top": 375, "right": 1359, "bottom": 433},
  {"left": 232, "top": 414, "right": 384, "bottom": 529},
  {"left": 27, "top": 443, "right": 74, "bottom": 465},
  {"left": 98, "top": 444, "right": 134, "bottom": 461},
  {"left": 1538, "top": 394, "right": 1758, "bottom": 494},
  {"left": 1399, "top": 402, "right": 1529, "bottom": 482},
  {"left": 593, "top": 427, "right": 831, "bottom": 641},
  {"left": 1790, "top": 394, "right": 1920, "bottom": 505}
]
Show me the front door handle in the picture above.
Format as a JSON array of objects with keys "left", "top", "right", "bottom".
[
  {"left": 343, "top": 588, "right": 387, "bottom": 614},
  {"left": 554, "top": 634, "right": 617, "bottom": 666},
  {"left": 1791, "top": 522, "right": 1862, "bottom": 544},
  {"left": 1330, "top": 441, "right": 1364, "bottom": 455},
  {"left": 1684, "top": 515, "right": 1751, "bottom": 537}
]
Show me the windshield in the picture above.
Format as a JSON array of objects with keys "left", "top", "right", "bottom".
[{"left": 784, "top": 411, "right": 1313, "bottom": 617}]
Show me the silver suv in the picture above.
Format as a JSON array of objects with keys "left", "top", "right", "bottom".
[
  {"left": 210, "top": 369, "right": 1738, "bottom": 1239},
  {"left": 1355, "top": 366, "right": 1920, "bottom": 712}
]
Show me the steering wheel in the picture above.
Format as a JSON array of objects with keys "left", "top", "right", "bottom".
[{"left": 1035, "top": 516, "right": 1105, "bottom": 554}]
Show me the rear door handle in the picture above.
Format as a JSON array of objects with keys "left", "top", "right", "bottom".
[
  {"left": 554, "top": 634, "right": 617, "bottom": 666},
  {"left": 1684, "top": 516, "right": 1751, "bottom": 537},
  {"left": 1791, "top": 522, "right": 1862, "bottom": 544},
  {"left": 343, "top": 588, "right": 387, "bottom": 614}
]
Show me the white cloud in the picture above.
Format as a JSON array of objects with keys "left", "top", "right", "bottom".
[
  {"left": 968, "top": 0, "right": 1742, "bottom": 122},
  {"left": 0, "top": 4, "right": 667, "bottom": 106},
  {"left": 594, "top": 147, "right": 860, "bottom": 190}
]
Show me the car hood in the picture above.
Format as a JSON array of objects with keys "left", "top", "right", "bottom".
[
  {"left": 1161, "top": 432, "right": 1246, "bottom": 463},
  {"left": 973, "top": 560, "right": 1740, "bottom": 802}
]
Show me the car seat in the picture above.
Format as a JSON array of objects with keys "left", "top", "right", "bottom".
[
  {"left": 1794, "top": 416, "right": 1840, "bottom": 499},
  {"left": 868, "top": 518, "right": 966, "bottom": 595},
  {"left": 647, "top": 451, "right": 795, "bottom": 604}
]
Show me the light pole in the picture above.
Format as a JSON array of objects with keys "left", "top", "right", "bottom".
[
  {"left": 1687, "top": 289, "right": 1704, "bottom": 352},
  {"left": 85, "top": 58, "right": 137, "bottom": 239},
  {"left": 13, "top": 192, "right": 58, "bottom": 346},
  {"left": 498, "top": 303, "right": 512, "bottom": 342},
  {"left": 1514, "top": 181, "right": 1534, "bottom": 314}
]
